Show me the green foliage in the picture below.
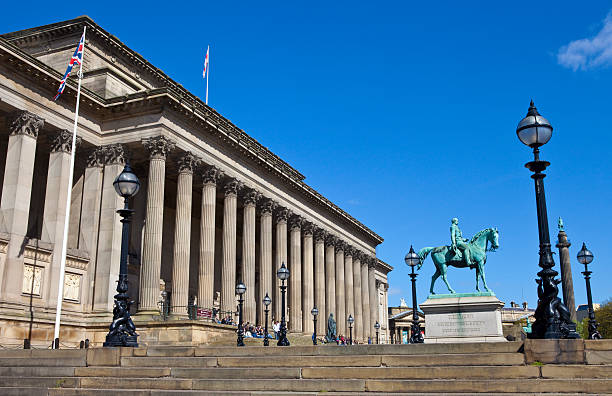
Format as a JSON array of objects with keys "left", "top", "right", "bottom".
[
  {"left": 575, "top": 317, "right": 589, "bottom": 339},
  {"left": 594, "top": 299, "right": 612, "bottom": 339},
  {"left": 531, "top": 361, "right": 544, "bottom": 367}
]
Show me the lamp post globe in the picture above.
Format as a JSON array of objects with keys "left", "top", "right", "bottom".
[
  {"left": 405, "top": 245, "right": 424, "bottom": 343},
  {"left": 104, "top": 163, "right": 140, "bottom": 347},
  {"left": 263, "top": 292, "right": 271, "bottom": 346},
  {"left": 577, "top": 243, "right": 602, "bottom": 340},
  {"left": 276, "top": 262, "right": 290, "bottom": 346},
  {"left": 236, "top": 282, "right": 246, "bottom": 347},
  {"left": 374, "top": 321, "right": 380, "bottom": 344},
  {"left": 311, "top": 307, "right": 319, "bottom": 345},
  {"left": 517, "top": 101, "right": 579, "bottom": 340},
  {"left": 347, "top": 314, "right": 354, "bottom": 345}
]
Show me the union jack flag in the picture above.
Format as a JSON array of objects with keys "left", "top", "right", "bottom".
[{"left": 53, "top": 30, "right": 85, "bottom": 101}]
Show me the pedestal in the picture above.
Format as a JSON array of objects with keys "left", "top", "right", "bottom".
[{"left": 420, "top": 293, "right": 506, "bottom": 343}]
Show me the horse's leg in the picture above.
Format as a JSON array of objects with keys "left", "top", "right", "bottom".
[
  {"left": 475, "top": 267, "right": 480, "bottom": 292},
  {"left": 479, "top": 262, "right": 491, "bottom": 292},
  {"left": 430, "top": 267, "right": 441, "bottom": 295},
  {"left": 440, "top": 264, "right": 455, "bottom": 294}
]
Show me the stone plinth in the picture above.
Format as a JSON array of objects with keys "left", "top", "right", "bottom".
[{"left": 420, "top": 293, "right": 505, "bottom": 343}]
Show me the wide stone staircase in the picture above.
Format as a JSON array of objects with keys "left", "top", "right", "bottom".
[{"left": 0, "top": 340, "right": 610, "bottom": 395}]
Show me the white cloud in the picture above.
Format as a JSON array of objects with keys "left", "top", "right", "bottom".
[
  {"left": 558, "top": 12, "right": 612, "bottom": 71},
  {"left": 388, "top": 286, "right": 403, "bottom": 296}
]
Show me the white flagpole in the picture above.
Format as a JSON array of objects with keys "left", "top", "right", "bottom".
[
  {"left": 205, "top": 45, "right": 209, "bottom": 105},
  {"left": 53, "top": 26, "right": 86, "bottom": 348}
]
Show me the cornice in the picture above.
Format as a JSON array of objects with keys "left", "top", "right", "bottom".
[{"left": 0, "top": 18, "right": 384, "bottom": 246}]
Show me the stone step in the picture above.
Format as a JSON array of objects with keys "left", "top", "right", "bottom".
[
  {"left": 74, "top": 367, "right": 171, "bottom": 378},
  {"left": 217, "top": 355, "right": 382, "bottom": 368},
  {"left": 0, "top": 376, "right": 78, "bottom": 388},
  {"left": 0, "top": 366, "right": 76, "bottom": 377},
  {"left": 171, "top": 367, "right": 301, "bottom": 379},
  {"left": 0, "top": 387, "right": 50, "bottom": 396},
  {"left": 540, "top": 364, "right": 612, "bottom": 379},
  {"left": 382, "top": 352, "right": 524, "bottom": 366},
  {"left": 0, "top": 349, "right": 86, "bottom": 358},
  {"left": 46, "top": 390, "right": 608, "bottom": 396},
  {"left": 302, "top": 365, "right": 540, "bottom": 380},
  {"left": 121, "top": 357, "right": 217, "bottom": 367},
  {"left": 0, "top": 357, "right": 86, "bottom": 367}
]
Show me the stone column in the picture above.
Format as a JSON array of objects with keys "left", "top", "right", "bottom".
[
  {"left": 368, "top": 259, "right": 378, "bottom": 339},
  {"left": 198, "top": 165, "right": 223, "bottom": 310},
  {"left": 93, "top": 144, "right": 125, "bottom": 312},
  {"left": 288, "top": 215, "right": 302, "bottom": 332},
  {"left": 361, "top": 257, "right": 371, "bottom": 341},
  {"left": 344, "top": 247, "right": 355, "bottom": 329},
  {"left": 556, "top": 225, "right": 577, "bottom": 322},
  {"left": 171, "top": 153, "right": 198, "bottom": 316},
  {"left": 302, "top": 222, "right": 314, "bottom": 333},
  {"left": 314, "top": 228, "right": 326, "bottom": 335},
  {"left": 139, "top": 136, "right": 175, "bottom": 312},
  {"left": 335, "top": 241, "right": 346, "bottom": 336},
  {"left": 258, "top": 199, "right": 275, "bottom": 324},
  {"left": 0, "top": 111, "right": 42, "bottom": 300},
  {"left": 42, "top": 130, "right": 82, "bottom": 305},
  {"left": 221, "top": 178, "right": 242, "bottom": 314},
  {"left": 274, "top": 207, "right": 289, "bottom": 321},
  {"left": 324, "top": 235, "right": 336, "bottom": 327},
  {"left": 352, "top": 252, "right": 363, "bottom": 341},
  {"left": 241, "top": 188, "right": 259, "bottom": 324},
  {"left": 79, "top": 148, "right": 104, "bottom": 255}
]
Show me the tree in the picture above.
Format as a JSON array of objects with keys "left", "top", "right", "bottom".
[{"left": 594, "top": 299, "right": 612, "bottom": 339}]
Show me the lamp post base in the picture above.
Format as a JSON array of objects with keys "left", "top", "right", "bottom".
[{"left": 103, "top": 334, "right": 138, "bottom": 348}]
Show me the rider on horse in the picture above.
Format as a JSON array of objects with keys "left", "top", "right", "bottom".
[{"left": 451, "top": 218, "right": 472, "bottom": 267}]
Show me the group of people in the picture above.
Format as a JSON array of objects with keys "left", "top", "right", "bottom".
[{"left": 242, "top": 322, "right": 272, "bottom": 338}]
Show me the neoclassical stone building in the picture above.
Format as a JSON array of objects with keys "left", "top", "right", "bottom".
[{"left": 0, "top": 17, "right": 391, "bottom": 346}]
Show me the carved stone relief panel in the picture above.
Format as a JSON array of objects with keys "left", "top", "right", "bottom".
[
  {"left": 22, "top": 264, "right": 43, "bottom": 296},
  {"left": 63, "top": 272, "right": 81, "bottom": 302}
]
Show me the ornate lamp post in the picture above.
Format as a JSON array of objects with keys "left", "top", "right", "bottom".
[
  {"left": 276, "top": 262, "right": 290, "bottom": 346},
  {"left": 347, "top": 314, "right": 354, "bottom": 345},
  {"left": 405, "top": 245, "right": 424, "bottom": 344},
  {"left": 311, "top": 307, "right": 319, "bottom": 345},
  {"left": 263, "top": 293, "right": 271, "bottom": 346},
  {"left": 104, "top": 163, "right": 140, "bottom": 347},
  {"left": 577, "top": 243, "right": 602, "bottom": 340},
  {"left": 374, "top": 321, "right": 380, "bottom": 344},
  {"left": 236, "top": 282, "right": 246, "bottom": 347},
  {"left": 516, "top": 101, "right": 579, "bottom": 339}
]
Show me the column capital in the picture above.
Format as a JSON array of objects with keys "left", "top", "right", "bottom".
[
  {"left": 223, "top": 177, "right": 243, "bottom": 197},
  {"left": 275, "top": 207, "right": 291, "bottom": 224},
  {"left": 368, "top": 256, "right": 378, "bottom": 269},
  {"left": 258, "top": 197, "right": 277, "bottom": 215},
  {"left": 100, "top": 144, "right": 126, "bottom": 166},
  {"left": 344, "top": 245, "right": 355, "bottom": 257},
  {"left": 334, "top": 239, "right": 346, "bottom": 253},
  {"left": 241, "top": 188, "right": 261, "bottom": 207},
  {"left": 201, "top": 165, "right": 224, "bottom": 185},
  {"left": 142, "top": 136, "right": 175, "bottom": 159},
  {"left": 325, "top": 234, "right": 337, "bottom": 247},
  {"left": 289, "top": 215, "right": 303, "bottom": 231},
  {"left": 353, "top": 250, "right": 363, "bottom": 261},
  {"left": 86, "top": 146, "right": 105, "bottom": 168},
  {"left": 49, "top": 130, "right": 82, "bottom": 153},
  {"left": 302, "top": 221, "right": 314, "bottom": 236},
  {"left": 7, "top": 110, "right": 44, "bottom": 138},
  {"left": 314, "top": 227, "right": 327, "bottom": 242},
  {"left": 177, "top": 152, "right": 200, "bottom": 174}
]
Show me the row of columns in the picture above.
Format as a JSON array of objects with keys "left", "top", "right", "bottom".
[{"left": 0, "top": 115, "right": 381, "bottom": 341}]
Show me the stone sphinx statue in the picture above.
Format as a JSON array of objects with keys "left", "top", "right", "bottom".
[{"left": 326, "top": 313, "right": 337, "bottom": 342}]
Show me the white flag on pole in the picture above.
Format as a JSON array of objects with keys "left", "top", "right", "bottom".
[{"left": 204, "top": 45, "right": 210, "bottom": 104}]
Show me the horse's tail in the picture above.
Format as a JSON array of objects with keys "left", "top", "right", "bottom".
[{"left": 417, "top": 247, "right": 435, "bottom": 269}]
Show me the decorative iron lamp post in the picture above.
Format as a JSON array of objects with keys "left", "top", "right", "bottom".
[
  {"left": 516, "top": 101, "right": 579, "bottom": 339},
  {"left": 276, "top": 262, "right": 290, "bottom": 346},
  {"left": 347, "top": 314, "right": 354, "bottom": 345},
  {"left": 103, "top": 163, "right": 140, "bottom": 347},
  {"left": 405, "top": 245, "right": 424, "bottom": 344},
  {"left": 263, "top": 293, "right": 271, "bottom": 346},
  {"left": 311, "top": 307, "right": 319, "bottom": 345},
  {"left": 236, "top": 282, "right": 246, "bottom": 347},
  {"left": 374, "top": 321, "right": 380, "bottom": 344},
  {"left": 577, "top": 243, "right": 602, "bottom": 340}
]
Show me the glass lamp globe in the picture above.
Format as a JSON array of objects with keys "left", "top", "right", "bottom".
[
  {"left": 404, "top": 245, "right": 420, "bottom": 267},
  {"left": 311, "top": 307, "right": 319, "bottom": 317},
  {"left": 516, "top": 100, "right": 553, "bottom": 148},
  {"left": 577, "top": 243, "right": 594, "bottom": 265},
  {"left": 263, "top": 293, "right": 271, "bottom": 306},
  {"left": 277, "top": 262, "right": 290, "bottom": 281},
  {"left": 235, "top": 282, "right": 246, "bottom": 295},
  {"left": 374, "top": 321, "right": 380, "bottom": 330},
  {"left": 113, "top": 163, "right": 140, "bottom": 198},
  {"left": 348, "top": 314, "right": 354, "bottom": 325}
]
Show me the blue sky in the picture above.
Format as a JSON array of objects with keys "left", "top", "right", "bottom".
[{"left": 3, "top": 1, "right": 611, "bottom": 310}]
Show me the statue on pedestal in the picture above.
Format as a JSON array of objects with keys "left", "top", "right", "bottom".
[
  {"left": 326, "top": 313, "right": 337, "bottom": 343},
  {"left": 418, "top": 219, "right": 499, "bottom": 295}
]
